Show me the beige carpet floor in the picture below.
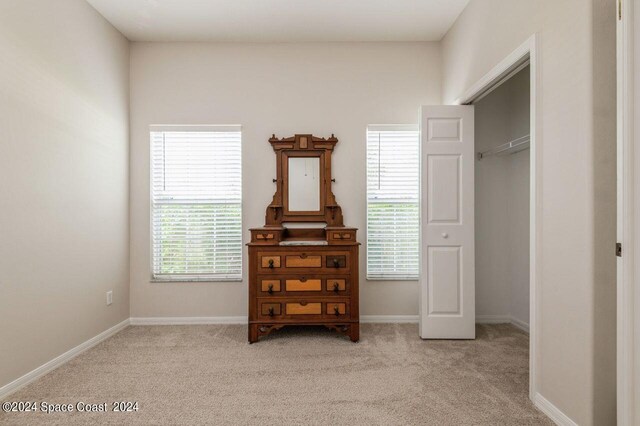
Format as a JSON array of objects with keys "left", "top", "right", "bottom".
[{"left": 0, "top": 323, "right": 552, "bottom": 425}]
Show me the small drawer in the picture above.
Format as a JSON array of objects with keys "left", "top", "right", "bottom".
[
  {"left": 261, "top": 256, "right": 281, "bottom": 269},
  {"left": 326, "top": 278, "right": 347, "bottom": 293},
  {"left": 285, "top": 278, "right": 322, "bottom": 292},
  {"left": 256, "top": 232, "right": 275, "bottom": 241},
  {"left": 261, "top": 303, "right": 281, "bottom": 317},
  {"left": 327, "top": 228, "right": 356, "bottom": 244},
  {"left": 327, "top": 302, "right": 347, "bottom": 316},
  {"left": 285, "top": 302, "right": 322, "bottom": 315},
  {"left": 285, "top": 254, "right": 322, "bottom": 268},
  {"left": 261, "top": 279, "right": 281, "bottom": 294},
  {"left": 326, "top": 255, "right": 347, "bottom": 269},
  {"left": 251, "top": 229, "right": 283, "bottom": 244},
  {"left": 332, "top": 231, "right": 353, "bottom": 241}
]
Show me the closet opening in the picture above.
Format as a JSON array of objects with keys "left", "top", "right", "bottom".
[{"left": 473, "top": 63, "right": 532, "bottom": 386}]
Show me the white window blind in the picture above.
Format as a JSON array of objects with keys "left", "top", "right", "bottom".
[
  {"left": 366, "top": 125, "right": 419, "bottom": 280},
  {"left": 150, "top": 126, "right": 242, "bottom": 281}
]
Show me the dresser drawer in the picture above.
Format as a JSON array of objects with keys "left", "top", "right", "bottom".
[
  {"left": 285, "top": 302, "right": 322, "bottom": 315},
  {"left": 256, "top": 298, "right": 351, "bottom": 320},
  {"left": 250, "top": 228, "right": 284, "bottom": 244},
  {"left": 257, "top": 275, "right": 350, "bottom": 296},
  {"left": 326, "top": 302, "right": 348, "bottom": 316},
  {"left": 285, "top": 278, "right": 322, "bottom": 292},
  {"left": 257, "top": 251, "right": 351, "bottom": 273},
  {"left": 260, "top": 279, "right": 281, "bottom": 294},
  {"left": 328, "top": 229, "right": 356, "bottom": 244},
  {"left": 260, "top": 303, "right": 281, "bottom": 318},
  {"left": 285, "top": 254, "right": 322, "bottom": 268},
  {"left": 326, "top": 255, "right": 347, "bottom": 269},
  {"left": 326, "top": 278, "right": 347, "bottom": 293},
  {"left": 261, "top": 255, "right": 281, "bottom": 269}
]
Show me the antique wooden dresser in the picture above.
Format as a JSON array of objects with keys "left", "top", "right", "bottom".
[{"left": 247, "top": 134, "right": 359, "bottom": 343}]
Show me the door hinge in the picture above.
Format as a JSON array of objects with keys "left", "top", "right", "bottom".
[
  {"left": 619, "top": 0, "right": 622, "bottom": 20},
  {"left": 616, "top": 242, "right": 622, "bottom": 257}
]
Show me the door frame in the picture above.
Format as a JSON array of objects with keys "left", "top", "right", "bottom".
[
  {"left": 617, "top": 0, "right": 637, "bottom": 424},
  {"left": 453, "top": 34, "right": 540, "bottom": 400}
]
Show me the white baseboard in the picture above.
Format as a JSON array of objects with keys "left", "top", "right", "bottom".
[
  {"left": 0, "top": 318, "right": 130, "bottom": 400},
  {"left": 509, "top": 316, "right": 530, "bottom": 333},
  {"left": 360, "top": 315, "right": 419, "bottom": 323},
  {"left": 129, "top": 316, "right": 420, "bottom": 325},
  {"left": 129, "top": 315, "right": 531, "bottom": 328},
  {"left": 130, "top": 316, "right": 247, "bottom": 325},
  {"left": 475, "top": 315, "right": 530, "bottom": 333},
  {"left": 476, "top": 315, "right": 511, "bottom": 324},
  {"left": 533, "top": 393, "right": 578, "bottom": 426}
]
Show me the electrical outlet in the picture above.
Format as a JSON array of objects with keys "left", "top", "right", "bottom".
[{"left": 106, "top": 290, "right": 113, "bottom": 306}]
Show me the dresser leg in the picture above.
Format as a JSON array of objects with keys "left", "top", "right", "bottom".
[
  {"left": 248, "top": 324, "right": 259, "bottom": 343},
  {"left": 349, "top": 323, "right": 360, "bottom": 342}
]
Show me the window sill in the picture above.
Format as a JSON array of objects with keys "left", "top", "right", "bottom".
[
  {"left": 366, "top": 277, "right": 419, "bottom": 282},
  {"left": 151, "top": 277, "right": 243, "bottom": 283}
]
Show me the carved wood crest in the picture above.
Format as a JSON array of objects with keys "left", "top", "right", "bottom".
[{"left": 265, "top": 134, "right": 344, "bottom": 227}]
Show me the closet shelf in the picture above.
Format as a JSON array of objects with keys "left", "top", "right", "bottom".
[{"left": 477, "top": 134, "right": 530, "bottom": 160}]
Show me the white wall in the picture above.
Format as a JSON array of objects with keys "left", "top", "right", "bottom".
[
  {"left": 0, "top": 0, "right": 130, "bottom": 388},
  {"left": 442, "top": 1, "right": 616, "bottom": 424},
  {"left": 475, "top": 67, "right": 530, "bottom": 328},
  {"left": 129, "top": 42, "right": 441, "bottom": 318}
]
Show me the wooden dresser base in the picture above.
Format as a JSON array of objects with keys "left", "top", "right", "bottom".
[
  {"left": 249, "top": 322, "right": 359, "bottom": 343},
  {"left": 247, "top": 244, "right": 360, "bottom": 343}
]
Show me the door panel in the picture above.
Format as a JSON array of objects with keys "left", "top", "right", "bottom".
[
  {"left": 427, "top": 155, "right": 461, "bottom": 223},
  {"left": 427, "top": 246, "right": 462, "bottom": 315},
  {"left": 420, "top": 106, "right": 475, "bottom": 339}
]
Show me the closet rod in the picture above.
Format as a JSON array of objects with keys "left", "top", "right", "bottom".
[{"left": 477, "top": 134, "right": 530, "bottom": 160}]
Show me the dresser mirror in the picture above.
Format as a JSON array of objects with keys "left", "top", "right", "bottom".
[
  {"left": 286, "top": 155, "right": 322, "bottom": 213},
  {"left": 262, "top": 134, "right": 344, "bottom": 226}
]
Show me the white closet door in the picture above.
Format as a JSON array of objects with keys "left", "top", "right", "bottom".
[{"left": 419, "top": 105, "right": 475, "bottom": 339}]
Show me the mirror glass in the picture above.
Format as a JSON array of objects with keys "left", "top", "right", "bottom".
[{"left": 288, "top": 157, "right": 320, "bottom": 211}]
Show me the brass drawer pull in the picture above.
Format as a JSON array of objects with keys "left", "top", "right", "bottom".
[
  {"left": 268, "top": 307, "right": 275, "bottom": 317},
  {"left": 334, "top": 305, "right": 340, "bottom": 316},
  {"left": 300, "top": 253, "right": 308, "bottom": 259},
  {"left": 268, "top": 259, "right": 274, "bottom": 269},
  {"left": 268, "top": 283, "right": 274, "bottom": 294},
  {"left": 333, "top": 282, "right": 340, "bottom": 292},
  {"left": 332, "top": 258, "right": 340, "bottom": 268}
]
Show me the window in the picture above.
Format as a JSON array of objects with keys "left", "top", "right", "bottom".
[
  {"left": 366, "top": 125, "right": 419, "bottom": 280},
  {"left": 150, "top": 126, "right": 242, "bottom": 281}
]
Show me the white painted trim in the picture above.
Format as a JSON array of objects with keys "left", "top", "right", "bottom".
[
  {"left": 617, "top": 0, "right": 638, "bottom": 424},
  {"left": 129, "top": 315, "right": 421, "bottom": 325},
  {"left": 475, "top": 315, "right": 529, "bottom": 333},
  {"left": 476, "top": 315, "right": 510, "bottom": 324},
  {"left": 361, "top": 315, "right": 419, "bottom": 323},
  {"left": 532, "top": 393, "right": 578, "bottom": 426},
  {"left": 452, "top": 34, "right": 540, "bottom": 402},
  {"left": 130, "top": 316, "right": 247, "bottom": 325},
  {"left": 455, "top": 38, "right": 533, "bottom": 106},
  {"left": 509, "top": 316, "right": 530, "bottom": 333},
  {"left": 0, "top": 319, "right": 130, "bottom": 400}
]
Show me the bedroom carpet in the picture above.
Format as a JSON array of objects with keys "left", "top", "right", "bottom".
[{"left": 0, "top": 323, "right": 551, "bottom": 425}]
